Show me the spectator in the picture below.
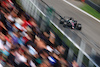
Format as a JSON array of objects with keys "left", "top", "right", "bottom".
[{"left": 0, "top": 0, "right": 70, "bottom": 67}]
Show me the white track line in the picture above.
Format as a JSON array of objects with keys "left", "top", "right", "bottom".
[
  {"left": 29, "top": 0, "right": 46, "bottom": 17},
  {"left": 50, "top": 20, "right": 99, "bottom": 67},
  {"left": 63, "top": 0, "right": 100, "bottom": 22},
  {"left": 26, "top": 0, "right": 99, "bottom": 66}
]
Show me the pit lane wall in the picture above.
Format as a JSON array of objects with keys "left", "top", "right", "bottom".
[
  {"left": 16, "top": 0, "right": 99, "bottom": 67},
  {"left": 81, "top": 0, "right": 100, "bottom": 13}
]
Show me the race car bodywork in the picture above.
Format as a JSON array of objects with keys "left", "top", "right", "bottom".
[{"left": 60, "top": 17, "right": 82, "bottom": 30}]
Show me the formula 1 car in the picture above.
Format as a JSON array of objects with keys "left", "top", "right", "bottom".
[{"left": 60, "top": 17, "right": 82, "bottom": 30}]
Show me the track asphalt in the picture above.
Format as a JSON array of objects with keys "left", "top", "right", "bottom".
[{"left": 42, "top": 0, "right": 100, "bottom": 54}]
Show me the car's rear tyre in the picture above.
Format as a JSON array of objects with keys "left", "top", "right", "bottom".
[
  {"left": 60, "top": 19, "right": 64, "bottom": 24},
  {"left": 76, "top": 23, "right": 82, "bottom": 30}
]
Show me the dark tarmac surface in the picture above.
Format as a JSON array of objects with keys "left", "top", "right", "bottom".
[{"left": 42, "top": 0, "right": 100, "bottom": 54}]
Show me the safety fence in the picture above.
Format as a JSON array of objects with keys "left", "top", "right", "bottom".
[
  {"left": 81, "top": 0, "right": 100, "bottom": 13},
  {"left": 91, "top": 0, "right": 100, "bottom": 6},
  {"left": 16, "top": 0, "right": 100, "bottom": 67}
]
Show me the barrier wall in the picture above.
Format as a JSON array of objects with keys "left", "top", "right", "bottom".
[
  {"left": 91, "top": 0, "right": 100, "bottom": 6},
  {"left": 82, "top": 0, "right": 100, "bottom": 13},
  {"left": 16, "top": 0, "right": 100, "bottom": 67}
]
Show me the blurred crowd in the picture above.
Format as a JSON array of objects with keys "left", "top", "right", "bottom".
[{"left": 0, "top": 0, "right": 79, "bottom": 67}]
